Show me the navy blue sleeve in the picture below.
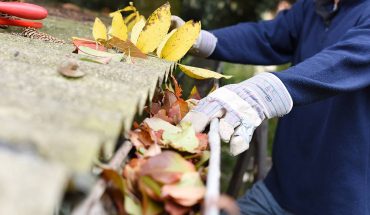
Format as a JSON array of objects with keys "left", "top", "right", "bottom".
[
  {"left": 274, "top": 14, "right": 370, "bottom": 105},
  {"left": 210, "top": 0, "right": 305, "bottom": 65}
]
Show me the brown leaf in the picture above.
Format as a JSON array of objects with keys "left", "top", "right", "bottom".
[
  {"left": 171, "top": 75, "right": 182, "bottom": 99},
  {"left": 140, "top": 151, "right": 195, "bottom": 184},
  {"left": 101, "top": 168, "right": 125, "bottom": 193},
  {"left": 153, "top": 109, "right": 174, "bottom": 124},
  {"left": 123, "top": 158, "right": 147, "bottom": 194},
  {"left": 164, "top": 201, "right": 191, "bottom": 215},
  {"left": 57, "top": 60, "right": 85, "bottom": 78},
  {"left": 107, "top": 37, "right": 147, "bottom": 59},
  {"left": 163, "top": 91, "right": 178, "bottom": 111},
  {"left": 130, "top": 128, "right": 153, "bottom": 149},
  {"left": 167, "top": 100, "right": 189, "bottom": 124},
  {"left": 196, "top": 133, "right": 208, "bottom": 151},
  {"left": 150, "top": 102, "right": 162, "bottom": 116},
  {"left": 161, "top": 172, "right": 205, "bottom": 207}
]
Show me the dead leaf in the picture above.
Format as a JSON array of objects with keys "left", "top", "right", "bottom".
[
  {"left": 101, "top": 168, "right": 125, "bottom": 193},
  {"left": 167, "top": 100, "right": 189, "bottom": 124},
  {"left": 124, "top": 194, "right": 142, "bottom": 215},
  {"left": 142, "top": 191, "right": 163, "bottom": 215},
  {"left": 57, "top": 60, "right": 85, "bottom": 78},
  {"left": 143, "top": 143, "right": 162, "bottom": 157},
  {"left": 107, "top": 37, "right": 147, "bottom": 59},
  {"left": 163, "top": 91, "right": 178, "bottom": 111},
  {"left": 72, "top": 37, "right": 106, "bottom": 52},
  {"left": 171, "top": 75, "right": 182, "bottom": 99},
  {"left": 153, "top": 109, "right": 174, "bottom": 124},
  {"left": 138, "top": 176, "right": 162, "bottom": 201},
  {"left": 196, "top": 133, "right": 208, "bottom": 151},
  {"left": 164, "top": 201, "right": 191, "bottom": 215},
  {"left": 144, "top": 118, "right": 181, "bottom": 134},
  {"left": 140, "top": 151, "right": 195, "bottom": 184},
  {"left": 162, "top": 122, "right": 200, "bottom": 153},
  {"left": 161, "top": 172, "right": 205, "bottom": 207}
]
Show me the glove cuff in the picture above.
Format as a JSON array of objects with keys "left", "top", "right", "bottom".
[
  {"left": 190, "top": 30, "right": 217, "bottom": 58},
  {"left": 239, "top": 72, "right": 293, "bottom": 118}
]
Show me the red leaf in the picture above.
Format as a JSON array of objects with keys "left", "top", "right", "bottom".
[
  {"left": 196, "top": 133, "right": 208, "bottom": 151},
  {"left": 72, "top": 38, "right": 106, "bottom": 52}
]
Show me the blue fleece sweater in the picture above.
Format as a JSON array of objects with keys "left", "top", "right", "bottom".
[{"left": 210, "top": 0, "right": 370, "bottom": 214}]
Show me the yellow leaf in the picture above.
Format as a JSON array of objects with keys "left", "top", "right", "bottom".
[
  {"left": 109, "top": 2, "right": 137, "bottom": 17},
  {"left": 110, "top": 13, "right": 128, "bottom": 41},
  {"left": 136, "top": 2, "right": 171, "bottom": 54},
  {"left": 160, "top": 21, "right": 201, "bottom": 62},
  {"left": 130, "top": 16, "right": 146, "bottom": 45},
  {"left": 127, "top": 13, "right": 143, "bottom": 33},
  {"left": 124, "top": 12, "right": 137, "bottom": 24},
  {"left": 178, "top": 64, "right": 232, "bottom": 80},
  {"left": 156, "top": 29, "right": 177, "bottom": 58},
  {"left": 93, "top": 18, "right": 107, "bottom": 44}
]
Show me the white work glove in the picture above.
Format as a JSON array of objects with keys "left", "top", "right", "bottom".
[
  {"left": 171, "top": 15, "right": 218, "bottom": 58},
  {"left": 182, "top": 73, "right": 293, "bottom": 156}
]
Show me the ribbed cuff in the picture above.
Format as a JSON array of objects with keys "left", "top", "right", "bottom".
[
  {"left": 190, "top": 30, "right": 218, "bottom": 58},
  {"left": 239, "top": 73, "right": 293, "bottom": 118}
]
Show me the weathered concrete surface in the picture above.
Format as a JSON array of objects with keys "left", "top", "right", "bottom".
[
  {"left": 0, "top": 148, "right": 68, "bottom": 215},
  {"left": 0, "top": 15, "right": 173, "bottom": 215}
]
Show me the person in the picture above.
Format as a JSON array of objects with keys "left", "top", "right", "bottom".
[{"left": 172, "top": 0, "right": 370, "bottom": 214}]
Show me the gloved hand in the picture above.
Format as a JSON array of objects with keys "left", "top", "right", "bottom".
[
  {"left": 182, "top": 73, "right": 293, "bottom": 156},
  {"left": 171, "top": 15, "right": 218, "bottom": 58}
]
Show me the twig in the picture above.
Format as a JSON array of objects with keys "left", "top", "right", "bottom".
[
  {"left": 71, "top": 141, "right": 133, "bottom": 215},
  {"left": 204, "top": 119, "right": 221, "bottom": 215}
]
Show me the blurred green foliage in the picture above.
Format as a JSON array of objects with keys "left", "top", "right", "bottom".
[{"left": 50, "top": 0, "right": 280, "bottom": 28}]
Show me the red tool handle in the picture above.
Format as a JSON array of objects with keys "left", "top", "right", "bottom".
[
  {"left": 0, "top": 17, "right": 42, "bottom": 28},
  {"left": 0, "top": 2, "right": 47, "bottom": 20}
]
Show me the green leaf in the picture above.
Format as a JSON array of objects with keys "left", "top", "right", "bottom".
[
  {"left": 162, "top": 121, "right": 199, "bottom": 153},
  {"left": 79, "top": 57, "right": 112, "bottom": 65},
  {"left": 139, "top": 176, "right": 162, "bottom": 200},
  {"left": 142, "top": 192, "right": 163, "bottom": 215},
  {"left": 196, "top": 151, "right": 210, "bottom": 169},
  {"left": 124, "top": 195, "right": 142, "bottom": 215}
]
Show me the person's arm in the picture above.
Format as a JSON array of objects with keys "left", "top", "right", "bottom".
[
  {"left": 209, "top": 0, "right": 305, "bottom": 65},
  {"left": 274, "top": 13, "right": 370, "bottom": 105}
]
